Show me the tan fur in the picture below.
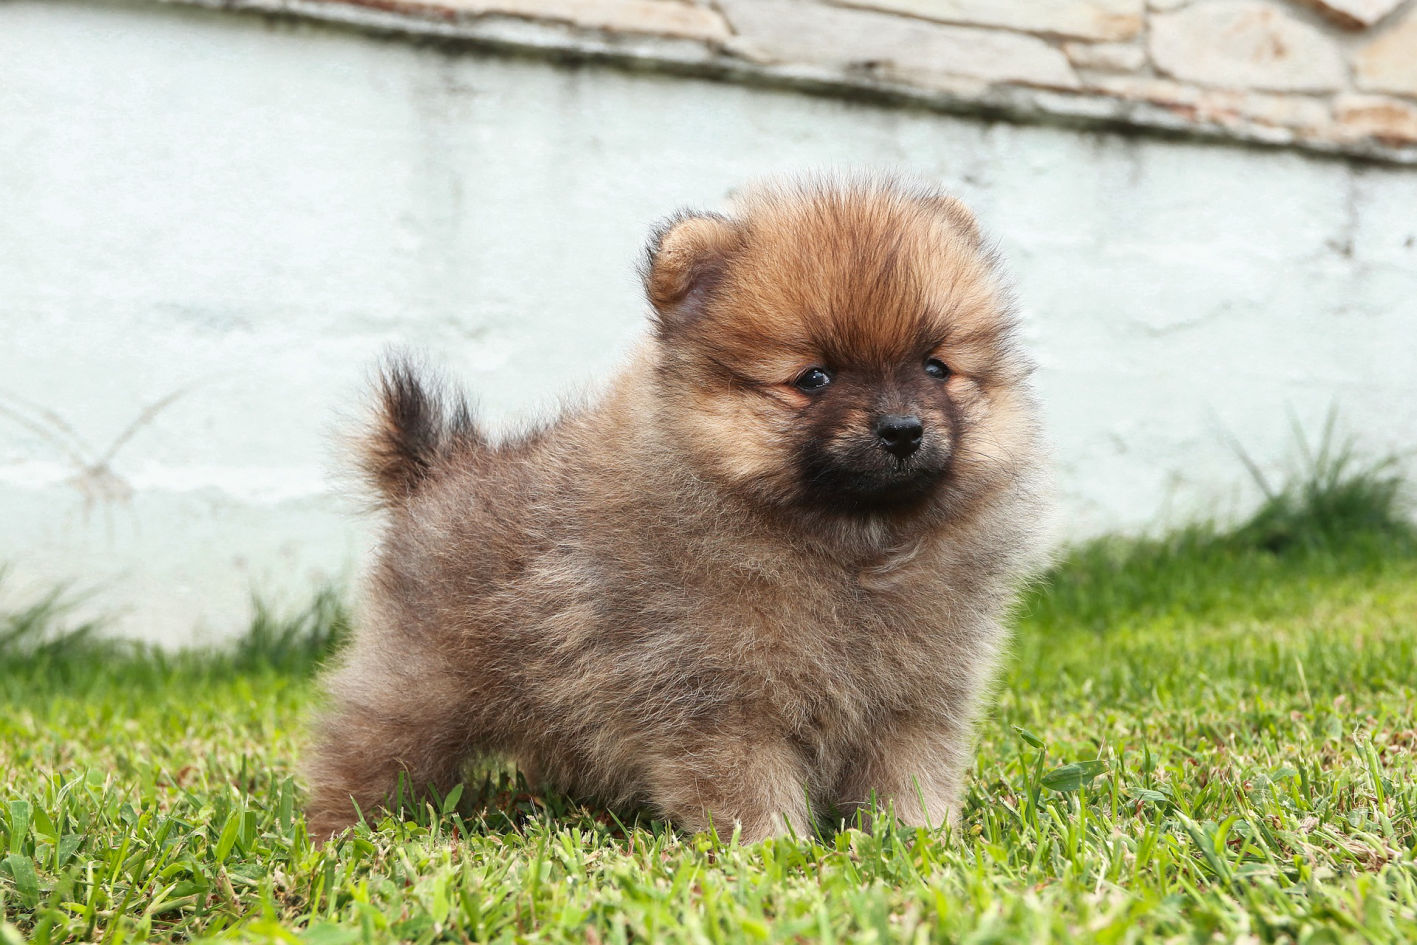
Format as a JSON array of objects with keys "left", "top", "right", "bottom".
[{"left": 305, "top": 174, "right": 1050, "bottom": 841}]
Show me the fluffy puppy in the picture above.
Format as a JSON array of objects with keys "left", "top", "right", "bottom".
[{"left": 305, "top": 174, "right": 1048, "bottom": 841}]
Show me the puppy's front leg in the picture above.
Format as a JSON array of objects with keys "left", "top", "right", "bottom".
[
  {"left": 838, "top": 718, "right": 971, "bottom": 831},
  {"left": 645, "top": 737, "right": 813, "bottom": 843}
]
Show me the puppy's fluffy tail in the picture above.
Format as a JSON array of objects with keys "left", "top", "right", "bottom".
[{"left": 358, "top": 357, "right": 483, "bottom": 506}]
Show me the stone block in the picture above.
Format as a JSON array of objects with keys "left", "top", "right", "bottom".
[
  {"left": 1150, "top": 1, "right": 1346, "bottom": 92},
  {"left": 720, "top": 0, "right": 1079, "bottom": 88},
  {"left": 1335, "top": 93, "right": 1417, "bottom": 144},
  {"left": 825, "top": 0, "right": 1144, "bottom": 41},
  {"left": 1295, "top": 0, "right": 1405, "bottom": 29},
  {"left": 1089, "top": 75, "right": 1205, "bottom": 109},
  {"left": 1354, "top": 6, "right": 1417, "bottom": 96},
  {"left": 434, "top": 0, "right": 730, "bottom": 40},
  {"left": 1226, "top": 89, "right": 1331, "bottom": 133},
  {"left": 1090, "top": 75, "right": 1331, "bottom": 137},
  {"left": 1064, "top": 41, "right": 1147, "bottom": 72}
]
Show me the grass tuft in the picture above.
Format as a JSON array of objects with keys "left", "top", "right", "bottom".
[
  {"left": 0, "top": 585, "right": 347, "bottom": 705},
  {"left": 1233, "top": 416, "right": 1413, "bottom": 555},
  {"left": 229, "top": 588, "right": 350, "bottom": 676},
  {"left": 1025, "top": 434, "right": 1414, "bottom": 632},
  {"left": 0, "top": 575, "right": 108, "bottom": 659}
]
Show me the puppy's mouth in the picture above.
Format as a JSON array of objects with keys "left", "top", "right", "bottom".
[{"left": 796, "top": 444, "right": 951, "bottom": 514}]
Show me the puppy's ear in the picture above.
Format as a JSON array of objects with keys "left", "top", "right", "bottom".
[
  {"left": 642, "top": 212, "right": 739, "bottom": 332},
  {"left": 922, "top": 193, "right": 982, "bottom": 245}
]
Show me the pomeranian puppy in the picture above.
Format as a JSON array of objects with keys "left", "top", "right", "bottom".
[{"left": 305, "top": 174, "right": 1048, "bottom": 841}]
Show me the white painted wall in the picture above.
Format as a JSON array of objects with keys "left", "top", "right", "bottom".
[{"left": 3, "top": 0, "right": 1415, "bottom": 646}]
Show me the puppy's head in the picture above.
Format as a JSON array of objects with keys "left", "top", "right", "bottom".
[{"left": 642, "top": 176, "right": 1037, "bottom": 527}]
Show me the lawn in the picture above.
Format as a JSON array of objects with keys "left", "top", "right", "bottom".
[{"left": 2, "top": 456, "right": 1415, "bottom": 943}]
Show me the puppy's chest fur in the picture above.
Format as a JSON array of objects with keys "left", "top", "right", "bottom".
[{"left": 540, "top": 519, "right": 985, "bottom": 754}]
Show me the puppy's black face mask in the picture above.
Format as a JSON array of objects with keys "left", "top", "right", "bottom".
[{"left": 789, "top": 360, "right": 957, "bottom": 516}]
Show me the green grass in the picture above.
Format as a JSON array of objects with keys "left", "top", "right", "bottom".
[{"left": 2, "top": 452, "right": 1415, "bottom": 943}]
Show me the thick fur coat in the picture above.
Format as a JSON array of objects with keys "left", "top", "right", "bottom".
[{"left": 305, "top": 175, "right": 1049, "bottom": 841}]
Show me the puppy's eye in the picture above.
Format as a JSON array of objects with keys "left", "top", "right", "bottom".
[
  {"left": 924, "top": 358, "right": 951, "bottom": 379},
  {"left": 794, "top": 367, "right": 833, "bottom": 393}
]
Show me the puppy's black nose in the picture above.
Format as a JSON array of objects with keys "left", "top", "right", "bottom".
[{"left": 875, "top": 414, "right": 923, "bottom": 458}]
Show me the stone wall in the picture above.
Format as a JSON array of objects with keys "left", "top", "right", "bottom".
[
  {"left": 3, "top": 0, "right": 1415, "bottom": 646},
  {"left": 166, "top": 0, "right": 1417, "bottom": 161}
]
